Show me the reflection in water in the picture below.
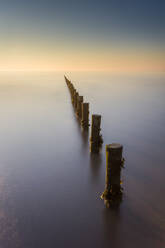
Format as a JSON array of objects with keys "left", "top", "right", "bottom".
[
  {"left": 90, "top": 153, "right": 102, "bottom": 182},
  {"left": 102, "top": 207, "right": 121, "bottom": 248},
  {"left": 80, "top": 128, "right": 89, "bottom": 152}
]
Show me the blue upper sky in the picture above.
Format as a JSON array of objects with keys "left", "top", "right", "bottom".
[{"left": 1, "top": 0, "right": 165, "bottom": 42}]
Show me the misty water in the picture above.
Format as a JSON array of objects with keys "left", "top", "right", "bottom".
[{"left": 0, "top": 72, "right": 164, "bottom": 248}]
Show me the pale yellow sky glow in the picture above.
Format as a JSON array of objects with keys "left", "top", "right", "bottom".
[{"left": 0, "top": 39, "right": 164, "bottom": 73}]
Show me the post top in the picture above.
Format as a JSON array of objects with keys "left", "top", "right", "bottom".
[
  {"left": 106, "top": 143, "right": 123, "bottom": 150},
  {"left": 92, "top": 114, "right": 101, "bottom": 118}
]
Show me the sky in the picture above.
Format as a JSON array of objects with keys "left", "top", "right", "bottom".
[{"left": 0, "top": 0, "right": 165, "bottom": 73}]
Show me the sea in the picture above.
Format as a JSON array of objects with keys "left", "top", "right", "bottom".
[{"left": 0, "top": 71, "right": 164, "bottom": 248}]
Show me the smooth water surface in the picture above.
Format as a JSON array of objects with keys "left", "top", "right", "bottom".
[{"left": 0, "top": 72, "right": 164, "bottom": 248}]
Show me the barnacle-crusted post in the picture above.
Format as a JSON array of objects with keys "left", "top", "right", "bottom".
[
  {"left": 76, "top": 96, "right": 83, "bottom": 119},
  {"left": 81, "top": 103, "right": 89, "bottom": 129},
  {"left": 90, "top": 114, "right": 103, "bottom": 153},
  {"left": 101, "top": 143, "right": 124, "bottom": 208}
]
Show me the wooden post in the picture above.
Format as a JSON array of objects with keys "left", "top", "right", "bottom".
[
  {"left": 101, "top": 143, "right": 124, "bottom": 207},
  {"left": 69, "top": 83, "right": 74, "bottom": 100},
  {"left": 67, "top": 81, "right": 71, "bottom": 88},
  {"left": 76, "top": 96, "right": 83, "bottom": 119},
  {"left": 67, "top": 79, "right": 71, "bottom": 87},
  {"left": 72, "top": 88, "right": 76, "bottom": 104},
  {"left": 81, "top": 103, "right": 89, "bottom": 129},
  {"left": 65, "top": 77, "right": 70, "bottom": 86},
  {"left": 69, "top": 83, "right": 74, "bottom": 92},
  {"left": 74, "top": 92, "right": 79, "bottom": 109},
  {"left": 90, "top": 114, "right": 103, "bottom": 153},
  {"left": 65, "top": 77, "right": 75, "bottom": 102}
]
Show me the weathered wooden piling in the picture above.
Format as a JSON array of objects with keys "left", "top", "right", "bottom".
[
  {"left": 69, "top": 83, "right": 73, "bottom": 92},
  {"left": 101, "top": 143, "right": 124, "bottom": 207},
  {"left": 65, "top": 77, "right": 77, "bottom": 105},
  {"left": 66, "top": 79, "right": 71, "bottom": 89},
  {"left": 81, "top": 103, "right": 89, "bottom": 129},
  {"left": 71, "top": 88, "right": 76, "bottom": 104},
  {"left": 76, "top": 96, "right": 83, "bottom": 119},
  {"left": 73, "top": 92, "right": 79, "bottom": 109},
  {"left": 90, "top": 114, "right": 103, "bottom": 153},
  {"left": 69, "top": 83, "right": 75, "bottom": 99},
  {"left": 65, "top": 77, "right": 71, "bottom": 87}
]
